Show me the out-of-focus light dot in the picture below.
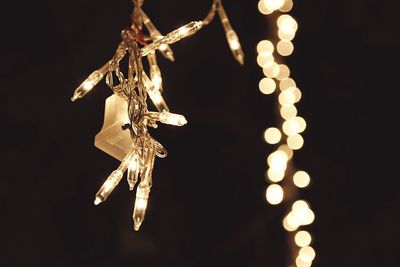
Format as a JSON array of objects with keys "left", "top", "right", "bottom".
[
  {"left": 292, "top": 200, "right": 309, "bottom": 210},
  {"left": 302, "top": 209, "right": 315, "bottom": 225},
  {"left": 295, "top": 231, "right": 312, "bottom": 247},
  {"left": 263, "top": 62, "right": 280, "bottom": 78},
  {"left": 280, "top": 105, "right": 297, "bottom": 120},
  {"left": 264, "top": 127, "right": 282, "bottom": 144},
  {"left": 286, "top": 211, "right": 300, "bottom": 230},
  {"left": 257, "top": 40, "right": 274, "bottom": 54},
  {"left": 283, "top": 216, "right": 297, "bottom": 231},
  {"left": 277, "top": 14, "right": 298, "bottom": 35},
  {"left": 263, "top": 0, "right": 285, "bottom": 11},
  {"left": 299, "top": 246, "right": 316, "bottom": 263},
  {"left": 293, "top": 116, "right": 306, "bottom": 132},
  {"left": 287, "top": 134, "right": 304, "bottom": 150},
  {"left": 279, "top": 90, "right": 296, "bottom": 106},
  {"left": 278, "top": 29, "right": 295, "bottom": 41},
  {"left": 296, "top": 256, "right": 312, "bottom": 267},
  {"left": 257, "top": 53, "right": 274, "bottom": 68},
  {"left": 283, "top": 118, "right": 301, "bottom": 136},
  {"left": 267, "top": 151, "right": 288, "bottom": 172},
  {"left": 266, "top": 184, "right": 284, "bottom": 205},
  {"left": 286, "top": 87, "right": 302, "bottom": 102},
  {"left": 279, "top": 78, "right": 296, "bottom": 91},
  {"left": 267, "top": 168, "right": 285, "bottom": 182},
  {"left": 279, "top": 0, "right": 293, "bottom": 12},
  {"left": 293, "top": 170, "right": 311, "bottom": 188},
  {"left": 258, "top": 0, "right": 273, "bottom": 14},
  {"left": 276, "top": 64, "right": 290, "bottom": 80},
  {"left": 259, "top": 78, "right": 276, "bottom": 94},
  {"left": 277, "top": 40, "right": 294, "bottom": 56},
  {"left": 278, "top": 144, "right": 293, "bottom": 160}
]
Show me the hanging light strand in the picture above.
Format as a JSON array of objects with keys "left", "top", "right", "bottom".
[
  {"left": 71, "top": 0, "right": 244, "bottom": 231},
  {"left": 257, "top": 1, "right": 316, "bottom": 266}
]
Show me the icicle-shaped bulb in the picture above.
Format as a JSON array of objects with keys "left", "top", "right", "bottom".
[
  {"left": 142, "top": 71, "right": 169, "bottom": 111},
  {"left": 226, "top": 30, "right": 244, "bottom": 65},
  {"left": 71, "top": 62, "right": 109, "bottom": 101},
  {"left": 141, "top": 21, "right": 203, "bottom": 57},
  {"left": 94, "top": 170, "right": 123, "bottom": 205},
  {"left": 133, "top": 187, "right": 149, "bottom": 231},
  {"left": 146, "top": 111, "right": 187, "bottom": 126},
  {"left": 127, "top": 154, "right": 139, "bottom": 191}
]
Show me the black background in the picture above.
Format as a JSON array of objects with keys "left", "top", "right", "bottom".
[{"left": 1, "top": 0, "right": 399, "bottom": 266}]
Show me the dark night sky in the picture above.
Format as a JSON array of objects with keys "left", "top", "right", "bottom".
[{"left": 1, "top": 0, "right": 399, "bottom": 266}]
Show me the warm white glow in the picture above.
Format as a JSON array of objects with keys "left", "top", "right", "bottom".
[
  {"left": 159, "top": 111, "right": 187, "bottom": 126},
  {"left": 267, "top": 168, "right": 285, "bottom": 182},
  {"left": 287, "top": 134, "right": 304, "bottom": 150},
  {"left": 278, "top": 29, "right": 295, "bottom": 41},
  {"left": 266, "top": 184, "right": 284, "bottom": 205},
  {"left": 263, "top": 62, "right": 280, "bottom": 78},
  {"left": 283, "top": 118, "right": 301, "bottom": 136},
  {"left": 263, "top": 0, "right": 285, "bottom": 11},
  {"left": 279, "top": 78, "right": 296, "bottom": 91},
  {"left": 287, "top": 87, "right": 302, "bottom": 103},
  {"left": 258, "top": 0, "right": 273, "bottom": 15},
  {"left": 293, "top": 170, "right": 310, "bottom": 188},
  {"left": 296, "top": 256, "right": 312, "bottom": 267},
  {"left": 257, "top": 53, "right": 274, "bottom": 68},
  {"left": 276, "top": 64, "right": 290, "bottom": 80},
  {"left": 302, "top": 209, "right": 315, "bottom": 225},
  {"left": 278, "top": 144, "right": 293, "bottom": 160},
  {"left": 267, "top": 150, "right": 288, "bottom": 172},
  {"left": 277, "top": 40, "right": 294, "bottom": 56},
  {"left": 283, "top": 215, "right": 297, "bottom": 231},
  {"left": 259, "top": 77, "right": 276, "bottom": 94},
  {"left": 257, "top": 40, "right": 274, "bottom": 54},
  {"left": 286, "top": 211, "right": 300, "bottom": 230},
  {"left": 264, "top": 127, "right": 282, "bottom": 144},
  {"left": 277, "top": 14, "right": 298, "bottom": 35},
  {"left": 279, "top": 0, "right": 293, "bottom": 12},
  {"left": 280, "top": 105, "right": 297, "bottom": 120},
  {"left": 295, "top": 231, "right": 312, "bottom": 247},
  {"left": 279, "top": 90, "right": 296, "bottom": 106},
  {"left": 299, "top": 246, "right": 316, "bottom": 263},
  {"left": 294, "top": 116, "right": 306, "bottom": 132}
]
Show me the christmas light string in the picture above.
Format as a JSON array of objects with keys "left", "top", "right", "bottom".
[
  {"left": 257, "top": 1, "right": 316, "bottom": 266},
  {"left": 71, "top": 0, "right": 244, "bottom": 231}
]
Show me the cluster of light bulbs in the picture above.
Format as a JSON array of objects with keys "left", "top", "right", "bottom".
[
  {"left": 257, "top": 1, "right": 316, "bottom": 266},
  {"left": 71, "top": 0, "right": 243, "bottom": 231}
]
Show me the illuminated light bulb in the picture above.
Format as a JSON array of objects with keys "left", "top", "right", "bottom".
[
  {"left": 266, "top": 184, "right": 284, "bottom": 205},
  {"left": 264, "top": 127, "right": 282, "bottom": 144},
  {"left": 127, "top": 155, "right": 139, "bottom": 190},
  {"left": 276, "top": 64, "right": 290, "bottom": 80},
  {"left": 226, "top": 30, "right": 245, "bottom": 65},
  {"left": 279, "top": 0, "right": 293, "bottom": 12},
  {"left": 292, "top": 199, "right": 309, "bottom": 210},
  {"left": 287, "top": 134, "right": 304, "bottom": 150},
  {"left": 279, "top": 90, "right": 296, "bottom": 106},
  {"left": 140, "top": 9, "right": 175, "bottom": 61},
  {"left": 94, "top": 170, "right": 123, "bottom": 205},
  {"left": 294, "top": 116, "right": 306, "bottom": 133},
  {"left": 295, "top": 231, "right": 312, "bottom": 247},
  {"left": 293, "top": 170, "right": 311, "bottom": 188},
  {"left": 280, "top": 105, "right": 297, "bottom": 120},
  {"left": 141, "top": 21, "right": 203, "bottom": 57},
  {"left": 257, "top": 53, "right": 274, "bottom": 68},
  {"left": 277, "top": 14, "right": 298, "bottom": 35},
  {"left": 263, "top": 62, "right": 280, "bottom": 78},
  {"left": 141, "top": 71, "right": 169, "bottom": 112},
  {"left": 283, "top": 215, "right": 297, "bottom": 231},
  {"left": 283, "top": 118, "right": 301, "bottom": 136},
  {"left": 257, "top": 40, "right": 274, "bottom": 54},
  {"left": 159, "top": 111, "right": 187, "bottom": 126},
  {"left": 147, "top": 52, "right": 163, "bottom": 92},
  {"left": 295, "top": 256, "right": 312, "bottom": 267},
  {"left": 278, "top": 29, "right": 295, "bottom": 41},
  {"left": 279, "top": 78, "right": 296, "bottom": 91},
  {"left": 263, "top": 0, "right": 285, "bottom": 11},
  {"left": 71, "top": 62, "right": 110, "bottom": 101},
  {"left": 299, "top": 246, "right": 316, "bottom": 263},
  {"left": 259, "top": 77, "right": 276, "bottom": 94},
  {"left": 292, "top": 200, "right": 310, "bottom": 224},
  {"left": 258, "top": 0, "right": 273, "bottom": 14},
  {"left": 267, "top": 168, "right": 285, "bottom": 182},
  {"left": 133, "top": 187, "right": 149, "bottom": 231},
  {"left": 302, "top": 209, "right": 315, "bottom": 225},
  {"left": 278, "top": 144, "right": 293, "bottom": 160},
  {"left": 277, "top": 40, "right": 294, "bottom": 56}
]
